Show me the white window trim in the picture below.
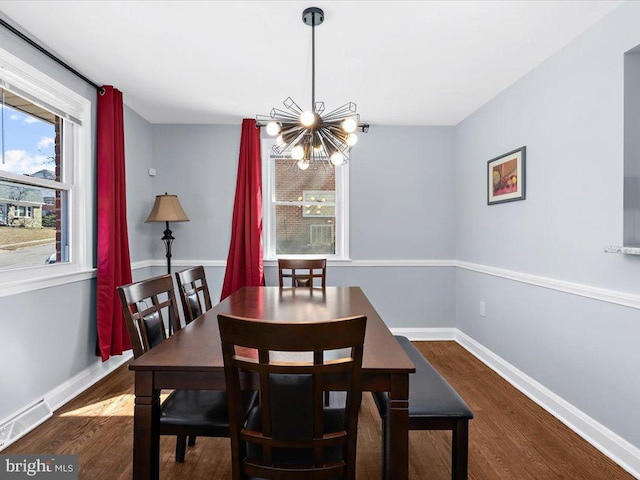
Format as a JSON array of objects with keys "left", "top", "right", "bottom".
[
  {"left": 0, "top": 46, "right": 93, "bottom": 291},
  {"left": 16, "top": 206, "right": 33, "bottom": 218},
  {"left": 261, "top": 138, "right": 350, "bottom": 261}
]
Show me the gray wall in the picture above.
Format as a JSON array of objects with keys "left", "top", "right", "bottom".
[
  {"left": 146, "top": 124, "right": 456, "bottom": 326},
  {"left": 455, "top": 0, "right": 640, "bottom": 449},
  {"left": 124, "top": 106, "right": 156, "bottom": 263},
  {"left": 150, "top": 125, "right": 242, "bottom": 262},
  {"left": 349, "top": 126, "right": 456, "bottom": 260},
  {"left": 0, "top": 14, "right": 99, "bottom": 421}
]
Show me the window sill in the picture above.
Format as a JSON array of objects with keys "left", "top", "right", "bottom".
[
  {"left": 0, "top": 267, "right": 96, "bottom": 298},
  {"left": 263, "top": 257, "right": 352, "bottom": 265},
  {"left": 604, "top": 246, "right": 640, "bottom": 255}
]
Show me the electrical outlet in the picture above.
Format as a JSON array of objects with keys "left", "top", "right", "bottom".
[{"left": 479, "top": 301, "right": 486, "bottom": 317}]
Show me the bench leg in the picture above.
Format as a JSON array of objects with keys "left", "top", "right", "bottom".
[{"left": 451, "top": 419, "right": 469, "bottom": 480}]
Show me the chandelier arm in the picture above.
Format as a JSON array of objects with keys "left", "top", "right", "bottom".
[
  {"left": 283, "top": 97, "right": 304, "bottom": 115},
  {"left": 324, "top": 125, "right": 350, "bottom": 142},
  {"left": 316, "top": 130, "right": 334, "bottom": 157},
  {"left": 322, "top": 102, "right": 358, "bottom": 119},
  {"left": 318, "top": 127, "right": 350, "bottom": 158},
  {"left": 270, "top": 109, "right": 300, "bottom": 121},
  {"left": 279, "top": 125, "right": 305, "bottom": 145},
  {"left": 273, "top": 130, "right": 306, "bottom": 154}
]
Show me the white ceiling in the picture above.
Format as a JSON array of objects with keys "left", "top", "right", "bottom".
[{"left": 0, "top": 1, "right": 624, "bottom": 126}]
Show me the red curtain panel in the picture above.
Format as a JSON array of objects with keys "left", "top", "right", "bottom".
[
  {"left": 221, "top": 119, "right": 264, "bottom": 300},
  {"left": 96, "top": 86, "right": 133, "bottom": 361}
]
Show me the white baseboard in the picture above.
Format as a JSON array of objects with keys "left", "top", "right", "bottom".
[
  {"left": 455, "top": 329, "right": 640, "bottom": 479},
  {"left": 45, "top": 352, "right": 133, "bottom": 412},
  {"left": 0, "top": 351, "right": 132, "bottom": 452}
]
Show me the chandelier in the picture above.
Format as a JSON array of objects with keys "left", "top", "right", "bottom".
[{"left": 257, "top": 7, "right": 369, "bottom": 170}]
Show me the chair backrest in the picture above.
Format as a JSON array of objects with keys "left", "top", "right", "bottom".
[
  {"left": 117, "top": 274, "right": 182, "bottom": 358},
  {"left": 278, "top": 258, "right": 327, "bottom": 289},
  {"left": 175, "top": 266, "right": 212, "bottom": 324},
  {"left": 218, "top": 313, "right": 366, "bottom": 480}
]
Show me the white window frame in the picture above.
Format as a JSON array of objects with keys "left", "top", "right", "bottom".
[
  {"left": 0, "top": 47, "right": 93, "bottom": 293},
  {"left": 16, "top": 206, "right": 33, "bottom": 218},
  {"left": 262, "top": 138, "right": 350, "bottom": 261}
]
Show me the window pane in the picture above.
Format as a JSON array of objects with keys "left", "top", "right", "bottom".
[
  {"left": 275, "top": 205, "right": 335, "bottom": 255},
  {"left": 274, "top": 159, "right": 335, "bottom": 201},
  {"left": 0, "top": 88, "right": 66, "bottom": 271},
  {"left": 1, "top": 88, "right": 60, "bottom": 177},
  {"left": 0, "top": 182, "right": 67, "bottom": 270}
]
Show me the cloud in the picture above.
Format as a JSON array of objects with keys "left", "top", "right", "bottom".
[
  {"left": 1, "top": 149, "right": 53, "bottom": 175},
  {"left": 9, "top": 114, "right": 19, "bottom": 121},
  {"left": 38, "top": 137, "right": 55, "bottom": 149},
  {"left": 24, "top": 116, "right": 42, "bottom": 124}
]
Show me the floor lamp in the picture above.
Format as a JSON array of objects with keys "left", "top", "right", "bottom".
[{"left": 145, "top": 193, "right": 190, "bottom": 275}]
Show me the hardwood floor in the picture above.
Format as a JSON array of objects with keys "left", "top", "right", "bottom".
[{"left": 3, "top": 341, "right": 634, "bottom": 479}]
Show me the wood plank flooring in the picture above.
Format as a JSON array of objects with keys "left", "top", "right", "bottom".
[{"left": 3, "top": 341, "right": 635, "bottom": 479}]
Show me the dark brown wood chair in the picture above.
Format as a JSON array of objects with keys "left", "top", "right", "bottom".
[
  {"left": 218, "top": 313, "right": 367, "bottom": 480},
  {"left": 118, "top": 274, "right": 255, "bottom": 464},
  {"left": 278, "top": 258, "right": 327, "bottom": 289},
  {"left": 175, "top": 265, "right": 212, "bottom": 324}
]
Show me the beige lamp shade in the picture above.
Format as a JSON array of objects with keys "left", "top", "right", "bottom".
[{"left": 145, "top": 194, "right": 190, "bottom": 223}]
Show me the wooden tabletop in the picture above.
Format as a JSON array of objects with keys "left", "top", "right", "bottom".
[{"left": 129, "top": 286, "right": 415, "bottom": 375}]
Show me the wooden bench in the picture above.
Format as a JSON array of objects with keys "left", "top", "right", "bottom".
[{"left": 372, "top": 335, "right": 473, "bottom": 480}]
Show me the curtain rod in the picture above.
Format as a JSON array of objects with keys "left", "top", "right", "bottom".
[{"left": 0, "top": 17, "right": 104, "bottom": 94}]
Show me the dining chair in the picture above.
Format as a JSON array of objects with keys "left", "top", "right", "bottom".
[
  {"left": 277, "top": 258, "right": 332, "bottom": 403},
  {"left": 218, "top": 313, "right": 367, "bottom": 480},
  {"left": 175, "top": 265, "right": 212, "bottom": 324},
  {"left": 118, "top": 274, "right": 255, "bottom": 464},
  {"left": 278, "top": 258, "right": 327, "bottom": 289}
]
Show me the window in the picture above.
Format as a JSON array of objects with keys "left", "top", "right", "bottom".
[
  {"left": 262, "top": 139, "right": 349, "bottom": 260},
  {"left": 0, "top": 47, "right": 91, "bottom": 287},
  {"left": 16, "top": 206, "right": 33, "bottom": 218}
]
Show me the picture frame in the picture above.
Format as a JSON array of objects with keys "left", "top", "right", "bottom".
[{"left": 487, "top": 146, "right": 526, "bottom": 205}]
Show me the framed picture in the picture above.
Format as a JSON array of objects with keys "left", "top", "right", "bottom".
[{"left": 487, "top": 146, "right": 526, "bottom": 205}]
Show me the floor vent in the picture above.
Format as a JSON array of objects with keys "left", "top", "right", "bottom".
[{"left": 0, "top": 400, "right": 52, "bottom": 451}]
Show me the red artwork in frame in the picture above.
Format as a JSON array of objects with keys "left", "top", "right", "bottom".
[{"left": 487, "top": 147, "right": 526, "bottom": 205}]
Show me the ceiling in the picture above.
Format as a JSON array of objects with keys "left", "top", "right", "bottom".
[{"left": 0, "top": 1, "right": 623, "bottom": 126}]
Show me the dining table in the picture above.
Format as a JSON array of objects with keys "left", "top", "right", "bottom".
[{"left": 128, "top": 286, "right": 415, "bottom": 479}]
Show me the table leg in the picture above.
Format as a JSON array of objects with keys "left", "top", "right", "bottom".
[
  {"left": 388, "top": 373, "right": 410, "bottom": 480},
  {"left": 133, "top": 371, "right": 160, "bottom": 480}
]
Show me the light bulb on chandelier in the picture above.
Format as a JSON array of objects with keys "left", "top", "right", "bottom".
[
  {"left": 341, "top": 118, "right": 357, "bottom": 133},
  {"left": 291, "top": 145, "right": 305, "bottom": 160},
  {"left": 300, "top": 111, "right": 316, "bottom": 127},
  {"left": 266, "top": 121, "right": 281, "bottom": 136},
  {"left": 297, "top": 160, "right": 310, "bottom": 170},
  {"left": 330, "top": 152, "right": 345, "bottom": 166}
]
